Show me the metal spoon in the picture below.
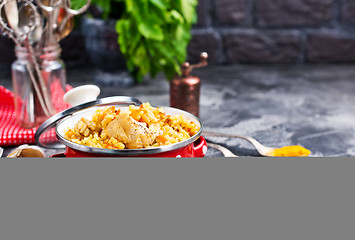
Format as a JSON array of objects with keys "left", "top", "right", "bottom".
[
  {"left": 37, "top": 0, "right": 62, "bottom": 47},
  {"left": 18, "top": 3, "right": 43, "bottom": 45},
  {"left": 56, "top": 0, "right": 90, "bottom": 35},
  {"left": 16, "top": 1, "right": 54, "bottom": 116},
  {"left": 0, "top": 0, "right": 21, "bottom": 43},
  {"left": 3, "top": 0, "right": 18, "bottom": 31},
  {"left": 206, "top": 142, "right": 238, "bottom": 157},
  {"left": 57, "top": 14, "right": 73, "bottom": 40},
  {"left": 203, "top": 131, "right": 310, "bottom": 157},
  {"left": 0, "top": 0, "right": 51, "bottom": 120},
  {"left": 55, "top": 2, "right": 74, "bottom": 40},
  {"left": 19, "top": 82, "right": 35, "bottom": 125}
]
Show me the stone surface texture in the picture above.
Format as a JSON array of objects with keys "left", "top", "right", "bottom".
[
  {"left": 195, "top": 0, "right": 210, "bottom": 26},
  {"left": 187, "top": 31, "right": 221, "bottom": 64},
  {"left": 340, "top": 0, "right": 355, "bottom": 24},
  {"left": 80, "top": 18, "right": 126, "bottom": 71},
  {"left": 307, "top": 33, "right": 355, "bottom": 62},
  {"left": 224, "top": 31, "right": 301, "bottom": 63},
  {"left": 255, "top": 0, "right": 334, "bottom": 27},
  {"left": 215, "top": 0, "right": 248, "bottom": 25},
  {"left": 2, "top": 64, "right": 355, "bottom": 157}
]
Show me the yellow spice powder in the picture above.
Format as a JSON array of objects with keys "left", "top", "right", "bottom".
[{"left": 268, "top": 145, "right": 311, "bottom": 157}]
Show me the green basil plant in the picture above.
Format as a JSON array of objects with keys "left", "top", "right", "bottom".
[{"left": 71, "top": 0, "right": 198, "bottom": 82}]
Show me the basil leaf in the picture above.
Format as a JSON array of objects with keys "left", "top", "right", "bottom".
[
  {"left": 138, "top": 22, "right": 164, "bottom": 41},
  {"left": 93, "top": 0, "right": 197, "bottom": 81},
  {"left": 150, "top": 0, "right": 167, "bottom": 10}
]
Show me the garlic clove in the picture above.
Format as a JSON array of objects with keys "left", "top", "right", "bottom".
[
  {"left": 7, "top": 144, "right": 46, "bottom": 158},
  {"left": 7, "top": 148, "right": 22, "bottom": 158}
]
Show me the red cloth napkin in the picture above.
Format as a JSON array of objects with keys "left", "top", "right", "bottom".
[{"left": 0, "top": 85, "right": 72, "bottom": 146}]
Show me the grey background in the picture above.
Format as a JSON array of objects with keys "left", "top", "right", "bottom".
[
  {"left": 190, "top": 0, "right": 355, "bottom": 65},
  {"left": 1, "top": 158, "right": 355, "bottom": 240},
  {"left": 3, "top": 0, "right": 355, "bottom": 70}
]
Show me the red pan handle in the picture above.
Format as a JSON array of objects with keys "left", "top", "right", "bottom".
[{"left": 193, "top": 136, "right": 207, "bottom": 157}]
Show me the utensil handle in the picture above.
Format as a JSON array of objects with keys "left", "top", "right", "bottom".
[
  {"left": 203, "top": 131, "right": 261, "bottom": 147},
  {"left": 26, "top": 63, "right": 51, "bottom": 116},
  {"left": 203, "top": 131, "right": 248, "bottom": 140},
  {"left": 203, "top": 131, "right": 273, "bottom": 155},
  {"left": 193, "top": 136, "right": 207, "bottom": 157},
  {"left": 206, "top": 142, "right": 238, "bottom": 157}
]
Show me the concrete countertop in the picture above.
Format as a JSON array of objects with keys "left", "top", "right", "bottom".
[{"left": 2, "top": 64, "right": 355, "bottom": 157}]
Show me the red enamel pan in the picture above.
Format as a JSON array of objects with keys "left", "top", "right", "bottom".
[{"left": 35, "top": 96, "right": 207, "bottom": 157}]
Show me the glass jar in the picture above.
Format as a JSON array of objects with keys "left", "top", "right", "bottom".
[{"left": 12, "top": 44, "right": 66, "bottom": 129}]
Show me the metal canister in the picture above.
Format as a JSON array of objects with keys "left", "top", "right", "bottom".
[{"left": 170, "top": 52, "right": 208, "bottom": 117}]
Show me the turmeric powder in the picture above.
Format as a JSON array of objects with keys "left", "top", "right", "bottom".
[{"left": 268, "top": 145, "right": 311, "bottom": 157}]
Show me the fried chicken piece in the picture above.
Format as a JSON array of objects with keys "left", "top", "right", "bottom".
[{"left": 105, "top": 113, "right": 160, "bottom": 149}]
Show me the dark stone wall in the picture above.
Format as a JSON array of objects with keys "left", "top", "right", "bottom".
[
  {"left": 188, "top": 0, "right": 355, "bottom": 64},
  {"left": 1, "top": 0, "right": 355, "bottom": 69}
]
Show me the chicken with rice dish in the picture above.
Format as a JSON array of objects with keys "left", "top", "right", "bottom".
[{"left": 64, "top": 103, "right": 200, "bottom": 149}]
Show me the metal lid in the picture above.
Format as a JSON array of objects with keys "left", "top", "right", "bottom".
[{"left": 35, "top": 96, "right": 142, "bottom": 149}]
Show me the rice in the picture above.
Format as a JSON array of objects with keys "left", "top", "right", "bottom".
[{"left": 64, "top": 103, "right": 200, "bottom": 149}]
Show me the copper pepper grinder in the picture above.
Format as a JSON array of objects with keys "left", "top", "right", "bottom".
[{"left": 170, "top": 52, "right": 208, "bottom": 117}]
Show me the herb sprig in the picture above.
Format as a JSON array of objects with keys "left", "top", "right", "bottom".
[{"left": 72, "top": 0, "right": 198, "bottom": 82}]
